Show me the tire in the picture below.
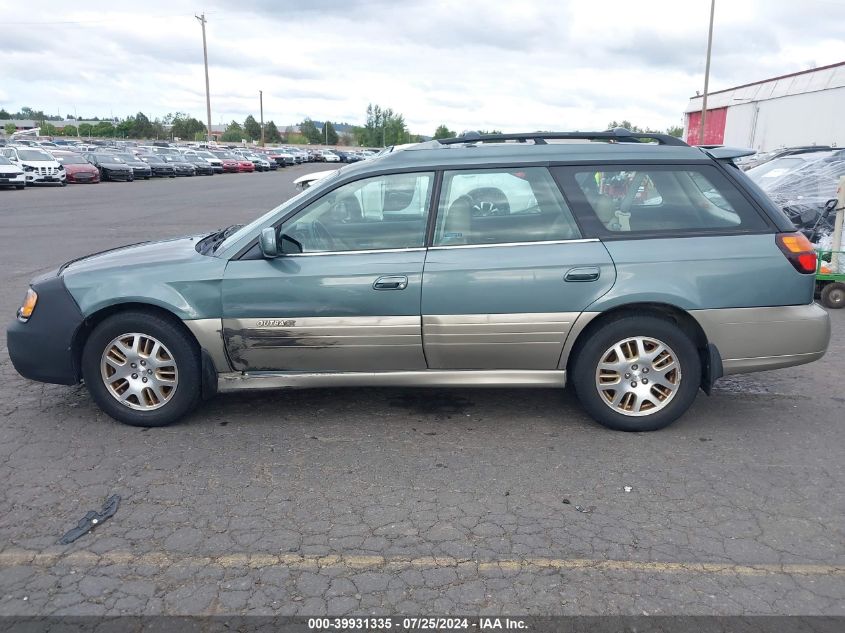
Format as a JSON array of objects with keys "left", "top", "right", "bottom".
[
  {"left": 16, "top": 185, "right": 24, "bottom": 190},
  {"left": 571, "top": 314, "right": 701, "bottom": 432},
  {"left": 821, "top": 282, "right": 845, "bottom": 309},
  {"left": 81, "top": 311, "right": 202, "bottom": 427}
]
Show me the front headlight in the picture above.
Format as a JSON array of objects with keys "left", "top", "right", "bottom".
[
  {"left": 23, "top": 165, "right": 35, "bottom": 172},
  {"left": 58, "top": 164, "right": 65, "bottom": 170},
  {"left": 17, "top": 288, "right": 38, "bottom": 322}
]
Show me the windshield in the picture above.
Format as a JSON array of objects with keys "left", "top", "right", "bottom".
[
  {"left": 54, "top": 155, "right": 88, "bottom": 165},
  {"left": 195, "top": 151, "right": 214, "bottom": 158},
  {"left": 747, "top": 154, "right": 833, "bottom": 184},
  {"left": 0, "top": 156, "right": 11, "bottom": 165},
  {"left": 217, "top": 170, "right": 343, "bottom": 253},
  {"left": 112, "top": 153, "right": 137, "bottom": 162},
  {"left": 95, "top": 154, "right": 125, "bottom": 163},
  {"left": 18, "top": 150, "right": 53, "bottom": 161},
  {"left": 213, "top": 152, "right": 234, "bottom": 159}
]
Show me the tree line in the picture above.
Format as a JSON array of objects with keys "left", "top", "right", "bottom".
[{"left": 2, "top": 105, "right": 685, "bottom": 145}]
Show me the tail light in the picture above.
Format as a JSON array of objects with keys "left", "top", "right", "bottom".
[{"left": 776, "top": 233, "right": 817, "bottom": 274}]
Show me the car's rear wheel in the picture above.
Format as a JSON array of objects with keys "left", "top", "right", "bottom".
[
  {"left": 81, "top": 311, "right": 202, "bottom": 427},
  {"left": 572, "top": 315, "right": 701, "bottom": 431},
  {"left": 821, "top": 282, "right": 845, "bottom": 309}
]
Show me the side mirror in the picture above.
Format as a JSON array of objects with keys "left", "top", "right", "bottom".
[{"left": 259, "top": 227, "right": 279, "bottom": 258}]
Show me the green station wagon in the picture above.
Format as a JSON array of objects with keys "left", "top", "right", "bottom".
[{"left": 7, "top": 130, "right": 831, "bottom": 431}]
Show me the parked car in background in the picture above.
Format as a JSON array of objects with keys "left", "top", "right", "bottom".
[
  {"left": 111, "top": 153, "right": 153, "bottom": 180},
  {"left": 186, "top": 150, "right": 224, "bottom": 173},
  {"left": 137, "top": 154, "right": 177, "bottom": 178},
  {"left": 51, "top": 151, "right": 100, "bottom": 184},
  {"left": 240, "top": 153, "right": 272, "bottom": 172},
  {"left": 749, "top": 150, "right": 845, "bottom": 234},
  {"left": 234, "top": 157, "right": 255, "bottom": 173},
  {"left": 83, "top": 153, "right": 134, "bottom": 182},
  {"left": 0, "top": 155, "right": 26, "bottom": 189},
  {"left": 161, "top": 155, "right": 197, "bottom": 177},
  {"left": 182, "top": 154, "right": 215, "bottom": 175},
  {"left": 1, "top": 147, "right": 66, "bottom": 186},
  {"left": 316, "top": 149, "right": 341, "bottom": 162},
  {"left": 740, "top": 145, "right": 833, "bottom": 171},
  {"left": 211, "top": 151, "right": 241, "bottom": 173}
]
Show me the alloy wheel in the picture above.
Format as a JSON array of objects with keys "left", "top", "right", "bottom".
[
  {"left": 100, "top": 333, "right": 178, "bottom": 410},
  {"left": 595, "top": 336, "right": 681, "bottom": 416}
]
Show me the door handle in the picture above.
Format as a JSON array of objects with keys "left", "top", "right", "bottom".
[
  {"left": 373, "top": 275, "right": 408, "bottom": 290},
  {"left": 565, "top": 267, "right": 600, "bottom": 282}
]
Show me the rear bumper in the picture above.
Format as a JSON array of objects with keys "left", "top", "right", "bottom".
[
  {"left": 7, "top": 274, "right": 84, "bottom": 385},
  {"left": 691, "top": 303, "right": 831, "bottom": 375}
]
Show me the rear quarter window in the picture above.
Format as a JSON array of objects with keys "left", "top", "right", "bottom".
[{"left": 553, "top": 164, "right": 769, "bottom": 238}]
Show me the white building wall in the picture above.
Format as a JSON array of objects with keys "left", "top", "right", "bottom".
[{"left": 737, "top": 87, "right": 845, "bottom": 151}]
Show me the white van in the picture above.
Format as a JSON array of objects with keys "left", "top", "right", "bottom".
[{"left": 1, "top": 147, "right": 66, "bottom": 186}]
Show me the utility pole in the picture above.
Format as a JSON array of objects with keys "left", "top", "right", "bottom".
[
  {"left": 259, "top": 90, "right": 265, "bottom": 147},
  {"left": 196, "top": 13, "right": 213, "bottom": 144},
  {"left": 698, "top": 0, "right": 715, "bottom": 145},
  {"left": 325, "top": 121, "right": 328, "bottom": 145}
]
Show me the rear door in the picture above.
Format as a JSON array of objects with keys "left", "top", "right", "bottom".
[{"left": 420, "top": 167, "right": 616, "bottom": 369}]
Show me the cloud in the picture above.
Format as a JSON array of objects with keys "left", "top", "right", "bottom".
[{"left": 1, "top": 0, "right": 843, "bottom": 135}]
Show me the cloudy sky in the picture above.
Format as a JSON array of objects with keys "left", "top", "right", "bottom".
[{"left": 1, "top": 0, "right": 844, "bottom": 135}]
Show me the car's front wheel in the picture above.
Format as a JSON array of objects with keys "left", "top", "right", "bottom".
[
  {"left": 572, "top": 315, "right": 701, "bottom": 431},
  {"left": 81, "top": 311, "right": 202, "bottom": 427}
]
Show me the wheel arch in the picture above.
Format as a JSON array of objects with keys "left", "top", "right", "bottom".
[
  {"left": 562, "top": 302, "right": 721, "bottom": 393},
  {"left": 71, "top": 302, "right": 203, "bottom": 382}
]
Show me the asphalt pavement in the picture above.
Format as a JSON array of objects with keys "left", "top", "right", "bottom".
[{"left": 0, "top": 167, "right": 843, "bottom": 616}]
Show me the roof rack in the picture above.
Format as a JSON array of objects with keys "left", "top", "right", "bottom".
[{"left": 438, "top": 128, "right": 688, "bottom": 147}]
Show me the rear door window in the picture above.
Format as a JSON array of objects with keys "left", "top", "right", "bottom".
[
  {"left": 433, "top": 167, "right": 581, "bottom": 246},
  {"left": 554, "top": 165, "right": 768, "bottom": 237}
]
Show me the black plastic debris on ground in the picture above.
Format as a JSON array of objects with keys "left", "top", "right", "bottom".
[{"left": 58, "top": 494, "right": 121, "bottom": 545}]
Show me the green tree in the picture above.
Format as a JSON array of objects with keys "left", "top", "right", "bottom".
[
  {"left": 287, "top": 133, "right": 309, "bottom": 145},
  {"left": 40, "top": 122, "right": 59, "bottom": 136},
  {"left": 244, "top": 115, "right": 262, "bottom": 141},
  {"left": 4, "top": 122, "right": 16, "bottom": 136},
  {"left": 606, "top": 120, "right": 660, "bottom": 134},
  {"left": 433, "top": 125, "right": 454, "bottom": 140},
  {"left": 77, "top": 123, "right": 93, "bottom": 137},
  {"left": 322, "top": 121, "right": 339, "bottom": 145},
  {"left": 0, "top": 109, "right": 10, "bottom": 120},
  {"left": 666, "top": 125, "right": 684, "bottom": 138},
  {"left": 220, "top": 121, "right": 245, "bottom": 143},
  {"left": 265, "top": 121, "right": 282, "bottom": 143},
  {"left": 171, "top": 116, "right": 206, "bottom": 140},
  {"left": 64, "top": 124, "right": 78, "bottom": 137},
  {"left": 93, "top": 121, "right": 115, "bottom": 137},
  {"left": 299, "top": 118, "right": 322, "bottom": 144}
]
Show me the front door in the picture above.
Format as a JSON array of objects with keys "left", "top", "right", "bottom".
[
  {"left": 222, "top": 171, "right": 435, "bottom": 372},
  {"left": 421, "top": 167, "right": 616, "bottom": 369}
]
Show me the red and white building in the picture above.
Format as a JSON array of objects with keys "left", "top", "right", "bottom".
[{"left": 683, "top": 61, "right": 845, "bottom": 150}]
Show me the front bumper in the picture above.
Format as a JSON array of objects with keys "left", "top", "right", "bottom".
[
  {"left": 7, "top": 273, "right": 84, "bottom": 385},
  {"left": 0, "top": 173, "right": 25, "bottom": 186},
  {"left": 104, "top": 169, "right": 132, "bottom": 181},
  {"left": 26, "top": 171, "right": 66, "bottom": 184},
  {"left": 67, "top": 171, "right": 99, "bottom": 183},
  {"left": 691, "top": 303, "right": 831, "bottom": 374},
  {"left": 131, "top": 167, "right": 152, "bottom": 178}
]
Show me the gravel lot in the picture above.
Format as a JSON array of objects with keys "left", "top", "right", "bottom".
[{"left": 0, "top": 168, "right": 843, "bottom": 616}]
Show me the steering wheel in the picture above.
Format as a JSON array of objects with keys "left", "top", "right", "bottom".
[{"left": 309, "top": 220, "right": 336, "bottom": 251}]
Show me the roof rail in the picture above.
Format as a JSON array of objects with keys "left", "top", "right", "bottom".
[{"left": 438, "top": 128, "right": 689, "bottom": 147}]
